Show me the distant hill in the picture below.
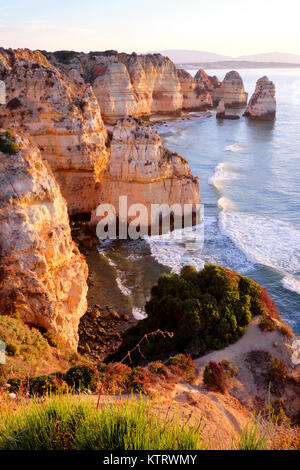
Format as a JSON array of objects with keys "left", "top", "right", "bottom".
[
  {"left": 181, "top": 60, "right": 300, "bottom": 70},
  {"left": 147, "top": 49, "right": 300, "bottom": 66},
  {"left": 147, "top": 50, "right": 231, "bottom": 63},
  {"left": 237, "top": 52, "right": 300, "bottom": 64}
]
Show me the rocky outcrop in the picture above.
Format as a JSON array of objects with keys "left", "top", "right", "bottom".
[
  {"left": 47, "top": 51, "right": 183, "bottom": 124},
  {"left": 0, "top": 131, "right": 88, "bottom": 349},
  {"left": 194, "top": 69, "right": 221, "bottom": 94},
  {"left": 213, "top": 71, "right": 247, "bottom": 108},
  {"left": 0, "top": 48, "right": 109, "bottom": 216},
  {"left": 216, "top": 99, "right": 225, "bottom": 118},
  {"left": 91, "top": 117, "right": 200, "bottom": 227},
  {"left": 177, "top": 69, "right": 212, "bottom": 111},
  {"left": 244, "top": 76, "right": 276, "bottom": 121}
]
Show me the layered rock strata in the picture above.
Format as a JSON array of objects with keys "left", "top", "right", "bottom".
[
  {"left": 213, "top": 70, "right": 247, "bottom": 108},
  {"left": 0, "top": 131, "right": 88, "bottom": 349},
  {"left": 91, "top": 117, "right": 200, "bottom": 228},
  {"left": 47, "top": 51, "right": 183, "bottom": 124},
  {"left": 244, "top": 76, "right": 276, "bottom": 121},
  {"left": 0, "top": 48, "right": 109, "bottom": 215}
]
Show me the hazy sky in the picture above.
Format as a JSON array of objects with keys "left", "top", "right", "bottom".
[{"left": 0, "top": 0, "right": 299, "bottom": 55}]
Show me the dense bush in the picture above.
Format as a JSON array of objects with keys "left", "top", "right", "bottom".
[
  {"left": 203, "top": 361, "right": 229, "bottom": 394},
  {"left": 268, "top": 358, "right": 288, "bottom": 384},
  {"left": 166, "top": 354, "right": 196, "bottom": 383},
  {"left": 0, "top": 131, "right": 20, "bottom": 154},
  {"left": 111, "top": 265, "right": 267, "bottom": 363},
  {"left": 148, "top": 361, "right": 169, "bottom": 378},
  {"left": 65, "top": 365, "right": 98, "bottom": 392},
  {"left": 221, "top": 358, "right": 238, "bottom": 377}
]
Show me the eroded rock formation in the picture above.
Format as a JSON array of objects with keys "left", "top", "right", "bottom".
[
  {"left": 0, "top": 131, "right": 88, "bottom": 349},
  {"left": 177, "top": 69, "right": 212, "bottom": 111},
  {"left": 47, "top": 51, "right": 183, "bottom": 124},
  {"left": 216, "top": 99, "right": 225, "bottom": 118},
  {"left": 0, "top": 48, "right": 110, "bottom": 215},
  {"left": 213, "top": 71, "right": 247, "bottom": 108},
  {"left": 91, "top": 117, "right": 200, "bottom": 227},
  {"left": 244, "top": 76, "right": 276, "bottom": 121}
]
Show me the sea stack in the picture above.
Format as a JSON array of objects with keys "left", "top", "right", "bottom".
[
  {"left": 244, "top": 76, "right": 276, "bottom": 121},
  {"left": 0, "top": 132, "right": 88, "bottom": 349},
  {"left": 213, "top": 71, "right": 248, "bottom": 108}
]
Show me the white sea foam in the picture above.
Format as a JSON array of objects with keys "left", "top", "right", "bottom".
[
  {"left": 145, "top": 216, "right": 254, "bottom": 275},
  {"left": 226, "top": 143, "right": 243, "bottom": 153},
  {"left": 132, "top": 307, "right": 147, "bottom": 320},
  {"left": 219, "top": 211, "right": 300, "bottom": 274},
  {"left": 145, "top": 225, "right": 206, "bottom": 273},
  {"left": 218, "top": 197, "right": 237, "bottom": 211},
  {"left": 281, "top": 275, "right": 300, "bottom": 295},
  {"left": 115, "top": 275, "right": 132, "bottom": 297},
  {"left": 208, "top": 162, "right": 239, "bottom": 189}
]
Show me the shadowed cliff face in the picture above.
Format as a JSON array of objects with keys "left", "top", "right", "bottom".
[
  {"left": 177, "top": 69, "right": 213, "bottom": 111},
  {"left": 0, "top": 131, "right": 88, "bottom": 349},
  {"left": 244, "top": 76, "right": 276, "bottom": 121},
  {"left": 0, "top": 48, "right": 110, "bottom": 216}
]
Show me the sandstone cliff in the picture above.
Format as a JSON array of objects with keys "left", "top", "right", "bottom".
[
  {"left": 91, "top": 117, "right": 200, "bottom": 227},
  {"left": 177, "top": 69, "right": 212, "bottom": 111},
  {"left": 244, "top": 76, "right": 276, "bottom": 121},
  {"left": 213, "top": 70, "right": 248, "bottom": 108},
  {"left": 0, "top": 131, "right": 88, "bottom": 349},
  {"left": 0, "top": 48, "right": 109, "bottom": 215},
  {"left": 47, "top": 51, "right": 183, "bottom": 124}
]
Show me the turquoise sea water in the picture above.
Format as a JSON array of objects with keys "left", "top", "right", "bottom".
[{"left": 98, "top": 69, "right": 300, "bottom": 334}]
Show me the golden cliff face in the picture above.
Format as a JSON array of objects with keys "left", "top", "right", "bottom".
[
  {"left": 0, "top": 132, "right": 88, "bottom": 349},
  {"left": 212, "top": 70, "right": 248, "bottom": 108},
  {"left": 91, "top": 117, "right": 200, "bottom": 227},
  {"left": 0, "top": 48, "right": 109, "bottom": 215},
  {"left": 47, "top": 51, "right": 183, "bottom": 124},
  {"left": 244, "top": 76, "right": 276, "bottom": 121}
]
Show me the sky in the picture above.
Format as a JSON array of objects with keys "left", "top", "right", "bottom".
[{"left": 0, "top": 0, "right": 299, "bottom": 56}]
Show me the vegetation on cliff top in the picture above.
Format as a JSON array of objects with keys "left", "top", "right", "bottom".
[
  {"left": 110, "top": 264, "right": 277, "bottom": 363},
  {"left": 0, "top": 131, "right": 20, "bottom": 154}
]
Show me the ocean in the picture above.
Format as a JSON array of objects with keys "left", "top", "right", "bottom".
[{"left": 96, "top": 69, "right": 300, "bottom": 334}]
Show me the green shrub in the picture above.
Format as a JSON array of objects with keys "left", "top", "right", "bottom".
[
  {"left": 268, "top": 358, "right": 287, "bottom": 384},
  {"left": 166, "top": 354, "right": 196, "bottom": 383},
  {"left": 65, "top": 365, "right": 98, "bottom": 391},
  {"left": 258, "top": 314, "right": 277, "bottom": 332},
  {"left": 221, "top": 358, "right": 238, "bottom": 377},
  {"left": 29, "top": 375, "right": 67, "bottom": 396},
  {"left": 203, "top": 361, "right": 228, "bottom": 394},
  {"left": 148, "top": 361, "right": 169, "bottom": 377},
  {"left": 0, "top": 131, "right": 20, "bottom": 154},
  {"left": 111, "top": 265, "right": 267, "bottom": 363}
]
